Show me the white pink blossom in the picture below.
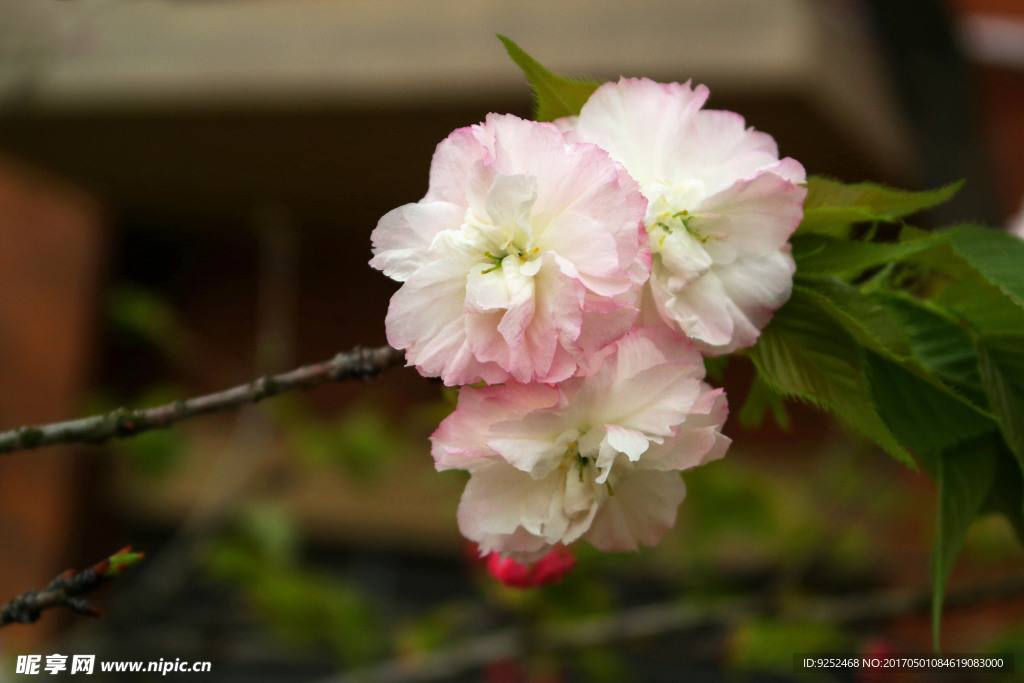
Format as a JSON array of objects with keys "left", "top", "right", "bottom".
[
  {"left": 559, "top": 78, "right": 807, "bottom": 355},
  {"left": 370, "top": 114, "right": 649, "bottom": 386},
  {"left": 431, "top": 327, "right": 729, "bottom": 562}
]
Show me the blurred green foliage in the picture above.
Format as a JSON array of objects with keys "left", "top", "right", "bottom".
[
  {"left": 205, "top": 504, "right": 385, "bottom": 666},
  {"left": 107, "top": 285, "right": 200, "bottom": 369},
  {"left": 276, "top": 397, "right": 404, "bottom": 482},
  {"left": 729, "top": 619, "right": 850, "bottom": 674},
  {"left": 984, "top": 626, "right": 1024, "bottom": 683}
]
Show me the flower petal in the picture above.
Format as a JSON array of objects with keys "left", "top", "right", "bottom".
[
  {"left": 562, "top": 77, "right": 805, "bottom": 354},
  {"left": 375, "top": 113, "right": 648, "bottom": 384},
  {"left": 431, "top": 383, "right": 562, "bottom": 471},
  {"left": 694, "top": 171, "right": 807, "bottom": 259},
  {"left": 564, "top": 78, "right": 710, "bottom": 187},
  {"left": 586, "top": 469, "right": 687, "bottom": 552},
  {"left": 369, "top": 201, "right": 467, "bottom": 281}
]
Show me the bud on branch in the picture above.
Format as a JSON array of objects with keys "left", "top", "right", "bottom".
[{"left": 0, "top": 547, "right": 145, "bottom": 628}]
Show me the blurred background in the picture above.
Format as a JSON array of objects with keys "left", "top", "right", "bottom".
[{"left": 1, "top": 0, "right": 1023, "bottom": 680}]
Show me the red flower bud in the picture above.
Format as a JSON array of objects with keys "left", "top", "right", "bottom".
[{"left": 484, "top": 546, "right": 576, "bottom": 588}]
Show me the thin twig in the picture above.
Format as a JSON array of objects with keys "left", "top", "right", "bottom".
[
  {"left": 0, "top": 548, "right": 144, "bottom": 628},
  {"left": 327, "top": 574, "right": 1024, "bottom": 683},
  {"left": 0, "top": 345, "right": 406, "bottom": 455}
]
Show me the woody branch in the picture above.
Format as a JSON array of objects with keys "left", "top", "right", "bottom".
[
  {"left": 0, "top": 548, "right": 144, "bottom": 628},
  {"left": 0, "top": 345, "right": 405, "bottom": 456}
]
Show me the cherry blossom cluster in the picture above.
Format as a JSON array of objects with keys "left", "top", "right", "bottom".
[{"left": 370, "top": 78, "right": 806, "bottom": 571}]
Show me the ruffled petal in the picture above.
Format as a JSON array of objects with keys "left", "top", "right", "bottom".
[
  {"left": 700, "top": 249, "right": 796, "bottom": 355},
  {"left": 373, "top": 113, "right": 648, "bottom": 384},
  {"left": 586, "top": 469, "right": 687, "bottom": 552},
  {"left": 694, "top": 170, "right": 807, "bottom": 259},
  {"left": 458, "top": 459, "right": 583, "bottom": 557},
  {"left": 564, "top": 78, "right": 710, "bottom": 187},
  {"left": 562, "top": 77, "right": 805, "bottom": 354},
  {"left": 648, "top": 265, "right": 735, "bottom": 349},
  {"left": 370, "top": 201, "right": 467, "bottom": 282},
  {"left": 425, "top": 126, "right": 492, "bottom": 205},
  {"left": 676, "top": 109, "right": 782, "bottom": 196},
  {"left": 643, "top": 387, "right": 730, "bottom": 471},
  {"left": 431, "top": 382, "right": 561, "bottom": 471}
]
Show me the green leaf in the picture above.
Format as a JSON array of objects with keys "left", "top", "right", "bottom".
[
  {"left": 498, "top": 35, "right": 600, "bottom": 122},
  {"left": 794, "top": 277, "right": 911, "bottom": 360},
  {"left": 976, "top": 336, "right": 1024, "bottom": 476},
  {"left": 804, "top": 176, "right": 963, "bottom": 216},
  {"left": 798, "top": 177, "right": 962, "bottom": 236},
  {"left": 866, "top": 352, "right": 995, "bottom": 470},
  {"left": 935, "top": 281, "right": 1024, "bottom": 337},
  {"left": 797, "top": 207, "right": 880, "bottom": 237},
  {"left": 932, "top": 436, "right": 997, "bottom": 650},
  {"left": 980, "top": 440, "right": 1024, "bottom": 546},
  {"left": 948, "top": 225, "right": 1024, "bottom": 309},
  {"left": 877, "top": 295, "right": 989, "bottom": 410},
  {"left": 749, "top": 289, "right": 913, "bottom": 466},
  {"left": 792, "top": 232, "right": 950, "bottom": 278},
  {"left": 738, "top": 373, "right": 790, "bottom": 431}
]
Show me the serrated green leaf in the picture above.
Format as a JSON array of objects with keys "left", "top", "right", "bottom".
[
  {"left": 498, "top": 35, "right": 600, "bottom": 122},
  {"left": 804, "top": 176, "right": 963, "bottom": 216},
  {"left": 797, "top": 207, "right": 877, "bottom": 237},
  {"left": 948, "top": 225, "right": 1024, "bottom": 309},
  {"left": 981, "top": 439, "right": 1024, "bottom": 546},
  {"left": 749, "top": 290, "right": 913, "bottom": 466},
  {"left": 935, "top": 281, "right": 1024, "bottom": 337},
  {"left": 904, "top": 241, "right": 986, "bottom": 283},
  {"left": 878, "top": 295, "right": 990, "bottom": 409},
  {"left": 792, "top": 232, "right": 950, "bottom": 278},
  {"left": 976, "top": 336, "right": 1024, "bottom": 477},
  {"left": 866, "top": 352, "right": 996, "bottom": 470},
  {"left": 798, "top": 177, "right": 962, "bottom": 236},
  {"left": 932, "top": 436, "right": 997, "bottom": 650},
  {"left": 795, "top": 277, "right": 911, "bottom": 360}
]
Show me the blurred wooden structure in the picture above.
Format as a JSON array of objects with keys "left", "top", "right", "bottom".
[{"left": 0, "top": 160, "right": 105, "bottom": 648}]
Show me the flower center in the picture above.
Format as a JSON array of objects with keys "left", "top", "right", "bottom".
[
  {"left": 560, "top": 439, "right": 615, "bottom": 496},
  {"left": 642, "top": 180, "right": 715, "bottom": 283},
  {"left": 644, "top": 179, "right": 711, "bottom": 246},
  {"left": 652, "top": 209, "right": 706, "bottom": 244},
  {"left": 481, "top": 246, "right": 541, "bottom": 274},
  {"left": 459, "top": 173, "right": 545, "bottom": 274}
]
